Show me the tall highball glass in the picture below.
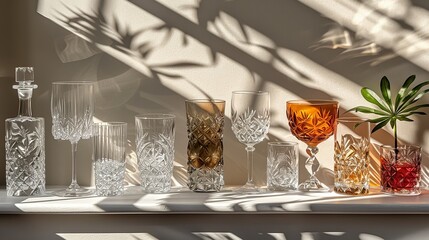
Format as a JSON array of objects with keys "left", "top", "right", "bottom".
[
  {"left": 231, "top": 91, "right": 270, "bottom": 192},
  {"left": 186, "top": 99, "right": 225, "bottom": 192},
  {"left": 51, "top": 81, "right": 94, "bottom": 197},
  {"left": 287, "top": 100, "right": 338, "bottom": 192}
]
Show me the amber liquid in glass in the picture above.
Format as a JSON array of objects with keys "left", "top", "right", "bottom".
[
  {"left": 334, "top": 135, "right": 370, "bottom": 194},
  {"left": 287, "top": 101, "right": 338, "bottom": 147},
  {"left": 186, "top": 100, "right": 225, "bottom": 192}
]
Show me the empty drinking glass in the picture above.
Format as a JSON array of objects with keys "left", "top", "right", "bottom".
[
  {"left": 136, "top": 114, "right": 175, "bottom": 193},
  {"left": 267, "top": 142, "right": 299, "bottom": 191},
  {"left": 93, "top": 122, "right": 127, "bottom": 196},
  {"left": 51, "top": 81, "right": 94, "bottom": 197},
  {"left": 231, "top": 91, "right": 270, "bottom": 192}
]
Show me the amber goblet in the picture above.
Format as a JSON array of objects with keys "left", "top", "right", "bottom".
[{"left": 286, "top": 100, "right": 339, "bottom": 192}]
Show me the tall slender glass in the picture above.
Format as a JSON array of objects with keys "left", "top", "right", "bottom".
[
  {"left": 231, "top": 91, "right": 270, "bottom": 192},
  {"left": 51, "top": 81, "right": 94, "bottom": 197},
  {"left": 186, "top": 99, "right": 225, "bottom": 192},
  {"left": 287, "top": 100, "right": 338, "bottom": 192}
]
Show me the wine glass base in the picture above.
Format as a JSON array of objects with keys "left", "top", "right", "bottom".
[
  {"left": 236, "top": 183, "right": 260, "bottom": 193},
  {"left": 298, "top": 180, "right": 330, "bottom": 192},
  {"left": 53, "top": 187, "right": 93, "bottom": 197}
]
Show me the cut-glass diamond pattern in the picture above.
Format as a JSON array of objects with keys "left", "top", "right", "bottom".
[
  {"left": 187, "top": 113, "right": 224, "bottom": 192},
  {"left": 137, "top": 133, "right": 174, "bottom": 193},
  {"left": 6, "top": 119, "right": 45, "bottom": 196},
  {"left": 334, "top": 134, "right": 369, "bottom": 194}
]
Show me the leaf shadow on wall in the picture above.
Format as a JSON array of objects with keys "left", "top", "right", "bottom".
[{"left": 44, "top": 0, "right": 429, "bottom": 188}]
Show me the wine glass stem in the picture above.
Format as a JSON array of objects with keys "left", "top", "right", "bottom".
[
  {"left": 306, "top": 146, "right": 320, "bottom": 181},
  {"left": 246, "top": 146, "right": 255, "bottom": 185},
  {"left": 70, "top": 142, "right": 79, "bottom": 189}
]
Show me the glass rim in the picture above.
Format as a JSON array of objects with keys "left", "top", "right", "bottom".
[
  {"left": 286, "top": 99, "right": 338, "bottom": 105},
  {"left": 135, "top": 113, "right": 176, "bottom": 120},
  {"left": 380, "top": 144, "right": 421, "bottom": 151},
  {"left": 94, "top": 122, "right": 127, "bottom": 126},
  {"left": 185, "top": 99, "right": 225, "bottom": 103},
  {"left": 232, "top": 91, "right": 269, "bottom": 95},
  {"left": 268, "top": 141, "right": 298, "bottom": 147},
  {"left": 52, "top": 81, "right": 94, "bottom": 85},
  {"left": 337, "top": 117, "right": 369, "bottom": 123}
]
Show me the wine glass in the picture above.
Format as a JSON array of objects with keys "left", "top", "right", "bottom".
[
  {"left": 51, "top": 81, "right": 94, "bottom": 197},
  {"left": 231, "top": 91, "right": 270, "bottom": 192},
  {"left": 286, "top": 100, "right": 338, "bottom": 192}
]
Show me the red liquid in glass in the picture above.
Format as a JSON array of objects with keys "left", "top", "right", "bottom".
[{"left": 380, "top": 157, "right": 420, "bottom": 190}]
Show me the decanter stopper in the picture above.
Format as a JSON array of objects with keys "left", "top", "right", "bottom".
[{"left": 13, "top": 67, "right": 37, "bottom": 99}]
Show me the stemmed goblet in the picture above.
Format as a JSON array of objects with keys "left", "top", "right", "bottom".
[
  {"left": 51, "top": 81, "right": 94, "bottom": 197},
  {"left": 286, "top": 100, "right": 338, "bottom": 192},
  {"left": 231, "top": 91, "right": 270, "bottom": 192}
]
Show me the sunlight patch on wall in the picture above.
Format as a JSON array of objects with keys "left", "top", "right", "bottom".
[{"left": 300, "top": 0, "right": 429, "bottom": 71}]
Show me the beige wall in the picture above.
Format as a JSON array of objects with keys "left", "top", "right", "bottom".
[{"left": 1, "top": 0, "right": 429, "bottom": 187}]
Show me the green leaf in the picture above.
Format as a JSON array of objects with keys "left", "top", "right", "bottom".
[
  {"left": 352, "top": 106, "right": 389, "bottom": 115},
  {"left": 361, "top": 88, "right": 390, "bottom": 112},
  {"left": 409, "top": 88, "right": 429, "bottom": 105},
  {"left": 389, "top": 118, "right": 396, "bottom": 129},
  {"left": 367, "top": 116, "right": 390, "bottom": 124},
  {"left": 371, "top": 118, "right": 390, "bottom": 133},
  {"left": 394, "top": 75, "right": 415, "bottom": 111},
  {"left": 380, "top": 76, "right": 392, "bottom": 111},
  {"left": 397, "top": 81, "right": 429, "bottom": 111},
  {"left": 401, "top": 103, "right": 429, "bottom": 113},
  {"left": 397, "top": 116, "right": 414, "bottom": 122},
  {"left": 344, "top": 107, "right": 358, "bottom": 115},
  {"left": 400, "top": 111, "right": 427, "bottom": 117}
]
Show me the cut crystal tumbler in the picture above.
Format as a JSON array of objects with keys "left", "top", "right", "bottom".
[
  {"left": 136, "top": 114, "right": 175, "bottom": 193},
  {"left": 267, "top": 142, "right": 298, "bottom": 191},
  {"left": 93, "top": 122, "right": 127, "bottom": 196},
  {"left": 334, "top": 118, "right": 370, "bottom": 195},
  {"left": 380, "top": 145, "right": 421, "bottom": 195}
]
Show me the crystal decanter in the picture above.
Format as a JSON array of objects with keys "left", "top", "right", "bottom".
[{"left": 5, "top": 67, "right": 45, "bottom": 196}]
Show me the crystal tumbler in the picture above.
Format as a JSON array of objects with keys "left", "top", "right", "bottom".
[
  {"left": 380, "top": 145, "right": 421, "bottom": 195},
  {"left": 267, "top": 142, "right": 298, "bottom": 191},
  {"left": 186, "top": 99, "right": 225, "bottom": 192},
  {"left": 136, "top": 114, "right": 175, "bottom": 193},
  {"left": 92, "top": 122, "right": 127, "bottom": 196},
  {"left": 334, "top": 118, "right": 370, "bottom": 195}
]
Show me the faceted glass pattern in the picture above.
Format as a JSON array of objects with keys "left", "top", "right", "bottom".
[
  {"left": 93, "top": 122, "right": 127, "bottom": 196},
  {"left": 51, "top": 83, "right": 94, "bottom": 143},
  {"left": 136, "top": 114, "right": 175, "bottom": 193},
  {"left": 334, "top": 118, "right": 370, "bottom": 195},
  {"left": 380, "top": 145, "right": 421, "bottom": 195},
  {"left": 5, "top": 119, "right": 45, "bottom": 196},
  {"left": 287, "top": 100, "right": 338, "bottom": 191},
  {"left": 186, "top": 100, "right": 225, "bottom": 192},
  {"left": 267, "top": 142, "right": 298, "bottom": 191}
]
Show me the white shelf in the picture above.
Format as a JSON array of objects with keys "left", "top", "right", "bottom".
[{"left": 1, "top": 186, "right": 428, "bottom": 214}]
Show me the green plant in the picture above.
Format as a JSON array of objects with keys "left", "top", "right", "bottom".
[{"left": 348, "top": 75, "right": 429, "bottom": 149}]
